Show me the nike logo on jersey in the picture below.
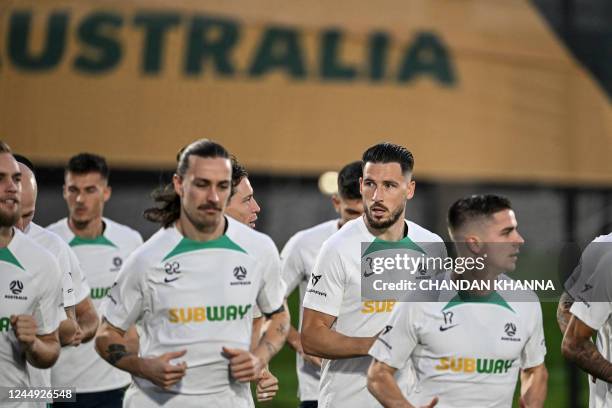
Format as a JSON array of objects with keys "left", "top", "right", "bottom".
[
  {"left": 439, "top": 324, "right": 458, "bottom": 331},
  {"left": 164, "top": 276, "right": 180, "bottom": 283}
]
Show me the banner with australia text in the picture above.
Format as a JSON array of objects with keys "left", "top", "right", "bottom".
[{"left": 1, "top": 0, "right": 611, "bottom": 183}]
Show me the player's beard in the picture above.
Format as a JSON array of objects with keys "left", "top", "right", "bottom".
[
  {"left": 365, "top": 202, "right": 405, "bottom": 230},
  {"left": 0, "top": 206, "right": 19, "bottom": 228},
  {"left": 184, "top": 202, "right": 223, "bottom": 232}
]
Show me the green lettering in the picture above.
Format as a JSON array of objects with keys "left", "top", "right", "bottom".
[
  {"left": 226, "top": 305, "right": 238, "bottom": 320},
  {"left": 133, "top": 13, "right": 181, "bottom": 74},
  {"left": 9, "top": 11, "right": 68, "bottom": 71},
  {"left": 0, "top": 317, "right": 10, "bottom": 332},
  {"left": 476, "top": 359, "right": 494, "bottom": 373},
  {"left": 185, "top": 16, "right": 238, "bottom": 76},
  {"left": 238, "top": 304, "right": 251, "bottom": 319},
  {"left": 320, "top": 29, "right": 357, "bottom": 80},
  {"left": 493, "top": 359, "right": 505, "bottom": 374},
  {"left": 206, "top": 306, "right": 225, "bottom": 321},
  {"left": 398, "top": 32, "right": 455, "bottom": 85},
  {"left": 74, "top": 12, "right": 123, "bottom": 73},
  {"left": 368, "top": 32, "right": 389, "bottom": 81},
  {"left": 249, "top": 27, "right": 306, "bottom": 78},
  {"left": 504, "top": 359, "right": 514, "bottom": 373},
  {"left": 91, "top": 287, "right": 107, "bottom": 299}
]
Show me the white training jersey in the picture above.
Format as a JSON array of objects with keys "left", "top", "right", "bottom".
[
  {"left": 302, "top": 216, "right": 447, "bottom": 408},
  {"left": 102, "top": 217, "right": 285, "bottom": 399},
  {"left": 25, "top": 222, "right": 91, "bottom": 391},
  {"left": 0, "top": 229, "right": 63, "bottom": 407},
  {"left": 47, "top": 217, "right": 143, "bottom": 393},
  {"left": 369, "top": 274, "right": 546, "bottom": 408},
  {"left": 570, "top": 234, "right": 612, "bottom": 408},
  {"left": 282, "top": 219, "right": 338, "bottom": 401},
  {"left": 26, "top": 222, "right": 90, "bottom": 308}
]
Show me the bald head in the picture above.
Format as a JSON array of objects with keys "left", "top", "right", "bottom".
[{"left": 16, "top": 162, "right": 37, "bottom": 231}]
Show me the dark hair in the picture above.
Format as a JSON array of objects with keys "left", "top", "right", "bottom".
[
  {"left": 66, "top": 153, "right": 109, "bottom": 180},
  {"left": 362, "top": 142, "right": 414, "bottom": 174},
  {"left": 230, "top": 155, "right": 248, "bottom": 198},
  {"left": 144, "top": 139, "right": 230, "bottom": 227},
  {"left": 0, "top": 141, "right": 12, "bottom": 154},
  {"left": 13, "top": 154, "right": 35, "bottom": 174},
  {"left": 337, "top": 161, "right": 362, "bottom": 200},
  {"left": 448, "top": 194, "right": 512, "bottom": 231}
]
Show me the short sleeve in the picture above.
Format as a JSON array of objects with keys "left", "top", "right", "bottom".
[
  {"left": 570, "top": 251, "right": 612, "bottom": 331},
  {"left": 67, "top": 248, "right": 90, "bottom": 304},
  {"left": 281, "top": 234, "right": 305, "bottom": 297},
  {"left": 302, "top": 241, "right": 346, "bottom": 317},
  {"left": 520, "top": 302, "right": 547, "bottom": 368},
  {"left": 256, "top": 242, "right": 286, "bottom": 315},
  {"left": 34, "top": 257, "right": 64, "bottom": 335},
  {"left": 102, "top": 254, "right": 145, "bottom": 331},
  {"left": 369, "top": 302, "right": 419, "bottom": 369}
]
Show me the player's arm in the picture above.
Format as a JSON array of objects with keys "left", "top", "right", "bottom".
[
  {"left": 11, "top": 315, "right": 61, "bottom": 368},
  {"left": 367, "top": 359, "right": 438, "bottom": 408},
  {"left": 253, "top": 307, "right": 290, "bottom": 367},
  {"left": 519, "top": 364, "right": 548, "bottom": 408},
  {"left": 96, "top": 318, "right": 187, "bottom": 389},
  {"left": 286, "top": 306, "right": 322, "bottom": 367},
  {"left": 556, "top": 291, "right": 574, "bottom": 334},
  {"left": 301, "top": 308, "right": 375, "bottom": 359},
  {"left": 562, "top": 315, "right": 612, "bottom": 382},
  {"left": 223, "top": 306, "right": 289, "bottom": 383},
  {"left": 58, "top": 305, "right": 79, "bottom": 346},
  {"left": 250, "top": 316, "right": 264, "bottom": 351},
  {"left": 75, "top": 297, "right": 99, "bottom": 343}
]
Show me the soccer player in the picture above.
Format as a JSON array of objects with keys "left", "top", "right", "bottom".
[
  {"left": 15, "top": 155, "right": 97, "bottom": 347},
  {"left": 561, "top": 235, "right": 612, "bottom": 407},
  {"left": 301, "top": 143, "right": 446, "bottom": 408},
  {"left": 368, "top": 194, "right": 548, "bottom": 408},
  {"left": 226, "top": 156, "right": 261, "bottom": 229},
  {"left": 226, "top": 155, "right": 278, "bottom": 402},
  {"left": 283, "top": 160, "right": 363, "bottom": 408},
  {"left": 95, "top": 139, "right": 289, "bottom": 407},
  {"left": 0, "top": 142, "right": 64, "bottom": 406},
  {"left": 47, "top": 153, "right": 143, "bottom": 408}
]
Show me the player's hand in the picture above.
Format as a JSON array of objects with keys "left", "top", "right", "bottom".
[
  {"left": 256, "top": 368, "right": 279, "bottom": 402},
  {"left": 222, "top": 346, "right": 264, "bottom": 382},
  {"left": 139, "top": 349, "right": 188, "bottom": 389},
  {"left": 10, "top": 315, "right": 37, "bottom": 349},
  {"left": 419, "top": 397, "right": 438, "bottom": 408}
]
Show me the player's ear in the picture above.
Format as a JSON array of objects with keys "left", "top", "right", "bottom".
[
  {"left": 405, "top": 178, "right": 415, "bottom": 200},
  {"left": 331, "top": 194, "right": 341, "bottom": 214},
  {"left": 103, "top": 185, "right": 112, "bottom": 202},
  {"left": 173, "top": 174, "right": 183, "bottom": 197},
  {"left": 359, "top": 177, "right": 364, "bottom": 194},
  {"left": 466, "top": 236, "right": 483, "bottom": 255}
]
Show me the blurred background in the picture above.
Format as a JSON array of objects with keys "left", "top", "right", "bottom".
[{"left": 1, "top": 0, "right": 611, "bottom": 406}]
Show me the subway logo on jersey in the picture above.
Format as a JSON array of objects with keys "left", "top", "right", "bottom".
[
  {"left": 169, "top": 304, "right": 252, "bottom": 323},
  {"left": 91, "top": 287, "right": 111, "bottom": 300},
  {"left": 361, "top": 300, "right": 396, "bottom": 314},
  {"left": 435, "top": 357, "right": 515, "bottom": 374}
]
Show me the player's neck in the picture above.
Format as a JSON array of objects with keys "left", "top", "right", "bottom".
[
  {"left": 0, "top": 226, "right": 14, "bottom": 248},
  {"left": 176, "top": 214, "right": 225, "bottom": 242},
  {"left": 366, "top": 214, "right": 407, "bottom": 241},
  {"left": 68, "top": 217, "right": 104, "bottom": 239}
]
